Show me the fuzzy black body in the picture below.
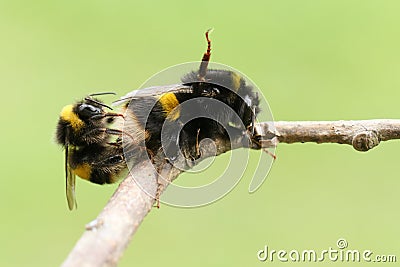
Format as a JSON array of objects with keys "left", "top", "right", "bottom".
[
  {"left": 119, "top": 69, "right": 260, "bottom": 162},
  {"left": 69, "top": 144, "right": 126, "bottom": 184},
  {"left": 181, "top": 69, "right": 260, "bottom": 131}
]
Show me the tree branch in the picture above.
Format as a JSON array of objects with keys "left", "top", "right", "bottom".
[
  {"left": 257, "top": 119, "right": 400, "bottom": 151},
  {"left": 61, "top": 119, "right": 400, "bottom": 267}
]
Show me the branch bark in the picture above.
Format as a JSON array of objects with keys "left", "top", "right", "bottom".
[
  {"left": 257, "top": 119, "right": 400, "bottom": 151},
  {"left": 61, "top": 119, "right": 400, "bottom": 267}
]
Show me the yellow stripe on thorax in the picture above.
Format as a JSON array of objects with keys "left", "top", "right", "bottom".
[
  {"left": 60, "top": 105, "right": 84, "bottom": 131},
  {"left": 231, "top": 72, "right": 242, "bottom": 92},
  {"left": 158, "top": 93, "right": 180, "bottom": 121},
  {"left": 73, "top": 163, "right": 92, "bottom": 180}
]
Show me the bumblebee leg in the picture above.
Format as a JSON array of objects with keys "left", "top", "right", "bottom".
[
  {"left": 250, "top": 132, "right": 277, "bottom": 160},
  {"left": 161, "top": 126, "right": 181, "bottom": 163},
  {"left": 104, "top": 128, "right": 123, "bottom": 135},
  {"left": 177, "top": 129, "right": 198, "bottom": 167},
  {"left": 153, "top": 158, "right": 170, "bottom": 209},
  {"left": 152, "top": 151, "right": 184, "bottom": 208},
  {"left": 183, "top": 128, "right": 202, "bottom": 167},
  {"left": 104, "top": 128, "right": 135, "bottom": 143},
  {"left": 251, "top": 106, "right": 256, "bottom": 135},
  {"left": 195, "top": 128, "right": 201, "bottom": 158},
  {"left": 91, "top": 112, "right": 125, "bottom": 120},
  {"left": 105, "top": 112, "right": 124, "bottom": 119},
  {"left": 107, "top": 137, "right": 122, "bottom": 147},
  {"left": 146, "top": 147, "right": 156, "bottom": 163},
  {"left": 81, "top": 127, "right": 123, "bottom": 138},
  {"left": 154, "top": 183, "right": 161, "bottom": 209},
  {"left": 107, "top": 142, "right": 121, "bottom": 146},
  {"left": 198, "top": 29, "right": 212, "bottom": 81},
  {"left": 81, "top": 127, "right": 135, "bottom": 145},
  {"left": 262, "top": 148, "right": 277, "bottom": 160}
]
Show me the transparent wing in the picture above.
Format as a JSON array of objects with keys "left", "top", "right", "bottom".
[
  {"left": 65, "top": 145, "right": 77, "bottom": 210},
  {"left": 112, "top": 84, "right": 193, "bottom": 106}
]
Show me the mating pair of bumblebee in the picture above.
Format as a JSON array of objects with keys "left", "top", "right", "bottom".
[{"left": 56, "top": 31, "right": 261, "bottom": 210}]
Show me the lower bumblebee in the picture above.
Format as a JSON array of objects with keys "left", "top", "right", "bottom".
[
  {"left": 55, "top": 93, "right": 126, "bottom": 210},
  {"left": 56, "top": 30, "right": 262, "bottom": 209}
]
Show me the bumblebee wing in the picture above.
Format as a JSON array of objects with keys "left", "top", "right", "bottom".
[
  {"left": 112, "top": 84, "right": 193, "bottom": 106},
  {"left": 65, "top": 145, "right": 77, "bottom": 210}
]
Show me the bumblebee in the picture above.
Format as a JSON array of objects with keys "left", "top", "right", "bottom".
[
  {"left": 56, "top": 30, "right": 261, "bottom": 209},
  {"left": 55, "top": 93, "right": 127, "bottom": 210},
  {"left": 115, "top": 30, "right": 261, "bottom": 163}
]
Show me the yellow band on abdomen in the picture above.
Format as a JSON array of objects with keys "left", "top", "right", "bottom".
[
  {"left": 158, "top": 93, "right": 180, "bottom": 121},
  {"left": 73, "top": 163, "right": 92, "bottom": 180}
]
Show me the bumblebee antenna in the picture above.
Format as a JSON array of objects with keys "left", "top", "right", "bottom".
[
  {"left": 89, "top": 92, "right": 116, "bottom": 97},
  {"left": 85, "top": 92, "right": 117, "bottom": 110},
  {"left": 85, "top": 97, "right": 114, "bottom": 110},
  {"left": 198, "top": 29, "right": 213, "bottom": 81}
]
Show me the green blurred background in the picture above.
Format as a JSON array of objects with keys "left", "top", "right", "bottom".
[{"left": 1, "top": 0, "right": 399, "bottom": 266}]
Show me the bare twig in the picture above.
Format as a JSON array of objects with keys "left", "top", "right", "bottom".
[
  {"left": 61, "top": 119, "right": 400, "bottom": 267},
  {"left": 257, "top": 119, "right": 400, "bottom": 151},
  {"left": 61, "top": 159, "right": 158, "bottom": 267}
]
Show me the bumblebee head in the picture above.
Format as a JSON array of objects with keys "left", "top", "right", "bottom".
[
  {"left": 74, "top": 102, "right": 104, "bottom": 120},
  {"left": 55, "top": 93, "right": 116, "bottom": 146}
]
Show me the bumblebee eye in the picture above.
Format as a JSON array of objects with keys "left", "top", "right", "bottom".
[{"left": 78, "top": 104, "right": 102, "bottom": 119}]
